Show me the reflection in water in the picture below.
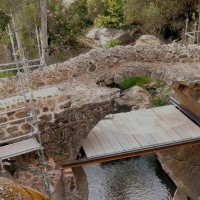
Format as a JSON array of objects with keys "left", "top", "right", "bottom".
[{"left": 83, "top": 154, "right": 176, "bottom": 200}]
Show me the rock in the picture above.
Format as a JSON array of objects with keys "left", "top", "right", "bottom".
[
  {"left": 173, "top": 187, "right": 188, "bottom": 200},
  {"left": 113, "top": 73, "right": 124, "bottom": 84},
  {"left": 115, "top": 86, "right": 150, "bottom": 108},
  {"left": 158, "top": 143, "right": 200, "bottom": 200},
  {"left": 86, "top": 27, "right": 126, "bottom": 46},
  {"left": 135, "top": 35, "right": 161, "bottom": 47},
  {"left": 0, "top": 177, "right": 50, "bottom": 200},
  {"left": 104, "top": 77, "right": 113, "bottom": 85},
  {"left": 172, "top": 81, "right": 200, "bottom": 116}
]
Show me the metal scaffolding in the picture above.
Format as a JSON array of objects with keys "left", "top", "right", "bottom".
[
  {"left": 184, "top": 14, "right": 200, "bottom": 45},
  {"left": 0, "top": 24, "right": 51, "bottom": 196}
]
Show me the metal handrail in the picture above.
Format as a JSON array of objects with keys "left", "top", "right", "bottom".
[{"left": 170, "top": 97, "right": 200, "bottom": 126}]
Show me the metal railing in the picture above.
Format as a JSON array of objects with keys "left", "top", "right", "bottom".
[{"left": 184, "top": 17, "right": 200, "bottom": 45}]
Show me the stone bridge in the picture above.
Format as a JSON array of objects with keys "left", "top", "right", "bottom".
[
  {"left": 0, "top": 43, "right": 200, "bottom": 199},
  {"left": 0, "top": 44, "right": 200, "bottom": 163}
]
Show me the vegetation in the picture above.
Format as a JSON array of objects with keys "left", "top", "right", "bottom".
[
  {"left": 104, "top": 39, "right": 121, "bottom": 48},
  {"left": 0, "top": 71, "right": 16, "bottom": 78},
  {"left": 119, "top": 76, "right": 151, "bottom": 89},
  {"left": 0, "top": 0, "right": 200, "bottom": 63},
  {"left": 150, "top": 97, "right": 167, "bottom": 107}
]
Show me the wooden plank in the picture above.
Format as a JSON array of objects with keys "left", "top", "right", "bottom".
[
  {"left": 103, "top": 119, "right": 133, "bottom": 151},
  {"left": 93, "top": 126, "right": 115, "bottom": 154},
  {"left": 146, "top": 109, "right": 183, "bottom": 141},
  {"left": 87, "top": 131, "right": 105, "bottom": 156},
  {"left": 82, "top": 138, "right": 96, "bottom": 158},
  {"left": 153, "top": 106, "right": 184, "bottom": 127},
  {"left": 152, "top": 106, "right": 197, "bottom": 139},
  {"left": 124, "top": 112, "right": 158, "bottom": 146},
  {"left": 116, "top": 113, "right": 149, "bottom": 147},
  {"left": 132, "top": 109, "right": 173, "bottom": 144},
  {"left": 97, "top": 122, "right": 124, "bottom": 152},
  {"left": 112, "top": 116, "right": 141, "bottom": 149}
]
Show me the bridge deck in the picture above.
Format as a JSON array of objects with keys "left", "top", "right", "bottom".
[{"left": 64, "top": 105, "right": 200, "bottom": 168}]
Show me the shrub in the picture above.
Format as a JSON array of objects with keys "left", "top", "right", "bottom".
[
  {"left": 150, "top": 97, "right": 167, "bottom": 107},
  {"left": 124, "top": 0, "right": 200, "bottom": 39},
  {"left": 104, "top": 39, "right": 121, "bottom": 48},
  {"left": 119, "top": 76, "right": 151, "bottom": 89},
  {"left": 93, "top": 0, "right": 126, "bottom": 28}
]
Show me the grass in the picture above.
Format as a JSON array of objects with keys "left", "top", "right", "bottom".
[
  {"left": 104, "top": 39, "right": 122, "bottom": 48},
  {"left": 119, "top": 76, "right": 152, "bottom": 89},
  {"left": 0, "top": 71, "right": 16, "bottom": 78},
  {"left": 150, "top": 97, "right": 167, "bottom": 107}
]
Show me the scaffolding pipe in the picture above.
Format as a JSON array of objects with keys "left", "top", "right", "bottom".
[
  {"left": 8, "top": 24, "right": 28, "bottom": 108},
  {"left": 185, "top": 18, "right": 189, "bottom": 44},
  {"left": 0, "top": 115, "right": 34, "bottom": 126},
  {"left": 0, "top": 130, "right": 37, "bottom": 145},
  {"left": 193, "top": 22, "right": 197, "bottom": 44},
  {"left": 0, "top": 106, "right": 27, "bottom": 115}
]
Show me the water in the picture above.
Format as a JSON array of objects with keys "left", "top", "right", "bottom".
[{"left": 83, "top": 154, "right": 176, "bottom": 200}]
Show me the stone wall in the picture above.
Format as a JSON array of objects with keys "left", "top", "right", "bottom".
[{"left": 1, "top": 44, "right": 200, "bottom": 98}]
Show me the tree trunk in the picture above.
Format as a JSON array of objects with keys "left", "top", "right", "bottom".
[{"left": 40, "top": 0, "right": 48, "bottom": 64}]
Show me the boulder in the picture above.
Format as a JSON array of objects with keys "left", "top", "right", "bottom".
[
  {"left": 135, "top": 35, "right": 161, "bottom": 47},
  {"left": 0, "top": 177, "right": 50, "bottom": 200},
  {"left": 115, "top": 86, "right": 150, "bottom": 109},
  {"left": 172, "top": 81, "right": 200, "bottom": 116},
  {"left": 86, "top": 27, "right": 127, "bottom": 46}
]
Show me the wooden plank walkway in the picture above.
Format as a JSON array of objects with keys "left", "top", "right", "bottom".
[{"left": 64, "top": 105, "right": 200, "bottom": 168}]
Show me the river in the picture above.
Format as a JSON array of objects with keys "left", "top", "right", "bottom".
[{"left": 83, "top": 154, "right": 176, "bottom": 200}]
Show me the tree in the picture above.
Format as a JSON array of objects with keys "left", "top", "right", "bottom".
[{"left": 39, "top": 0, "right": 48, "bottom": 64}]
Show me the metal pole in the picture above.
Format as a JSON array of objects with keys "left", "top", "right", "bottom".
[
  {"left": 185, "top": 18, "right": 189, "bottom": 44},
  {"left": 8, "top": 24, "right": 28, "bottom": 107},
  {"left": 198, "top": 11, "right": 200, "bottom": 44},
  {"left": 193, "top": 22, "right": 197, "bottom": 44},
  {"left": 35, "top": 25, "right": 42, "bottom": 65}
]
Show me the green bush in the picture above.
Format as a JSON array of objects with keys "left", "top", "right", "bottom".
[
  {"left": 48, "top": 0, "right": 90, "bottom": 47},
  {"left": 119, "top": 76, "right": 151, "bottom": 89},
  {"left": 150, "top": 97, "right": 167, "bottom": 107},
  {"left": 124, "top": 0, "right": 200, "bottom": 38},
  {"left": 92, "top": 0, "right": 126, "bottom": 28},
  {"left": 104, "top": 39, "right": 121, "bottom": 48}
]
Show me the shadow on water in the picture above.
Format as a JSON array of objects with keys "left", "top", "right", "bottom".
[{"left": 83, "top": 154, "right": 176, "bottom": 200}]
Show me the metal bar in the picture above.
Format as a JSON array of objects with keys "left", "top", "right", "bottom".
[
  {"left": 8, "top": 24, "right": 28, "bottom": 107},
  {"left": 0, "top": 130, "right": 37, "bottom": 145},
  {"left": 0, "top": 59, "right": 40, "bottom": 67},
  {"left": 0, "top": 106, "right": 27, "bottom": 115},
  {"left": 185, "top": 33, "right": 195, "bottom": 38},
  {"left": 0, "top": 64, "right": 41, "bottom": 73},
  {"left": 193, "top": 22, "right": 197, "bottom": 44},
  {"left": 35, "top": 25, "right": 42, "bottom": 62},
  {"left": 170, "top": 97, "right": 200, "bottom": 126},
  {"left": 63, "top": 138, "right": 200, "bottom": 168},
  {"left": 0, "top": 115, "right": 34, "bottom": 126},
  {"left": 185, "top": 31, "right": 200, "bottom": 34},
  {"left": 185, "top": 18, "right": 189, "bottom": 44}
]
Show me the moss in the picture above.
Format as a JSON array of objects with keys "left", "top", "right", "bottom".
[{"left": 119, "top": 76, "right": 152, "bottom": 89}]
